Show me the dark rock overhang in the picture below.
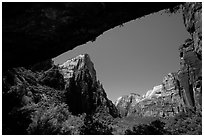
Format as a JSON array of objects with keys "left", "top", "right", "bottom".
[{"left": 3, "top": 2, "right": 182, "bottom": 69}]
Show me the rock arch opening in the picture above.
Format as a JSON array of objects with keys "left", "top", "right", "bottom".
[{"left": 53, "top": 8, "right": 190, "bottom": 103}]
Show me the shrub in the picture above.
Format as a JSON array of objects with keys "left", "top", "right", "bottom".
[
  {"left": 39, "top": 67, "right": 65, "bottom": 90},
  {"left": 165, "top": 110, "right": 202, "bottom": 135},
  {"left": 125, "top": 119, "right": 167, "bottom": 135},
  {"left": 61, "top": 114, "right": 86, "bottom": 135},
  {"left": 80, "top": 115, "right": 113, "bottom": 135},
  {"left": 27, "top": 103, "right": 71, "bottom": 134}
]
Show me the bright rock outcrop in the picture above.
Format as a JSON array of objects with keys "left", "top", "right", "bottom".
[
  {"left": 115, "top": 73, "right": 185, "bottom": 117},
  {"left": 59, "top": 54, "right": 118, "bottom": 116}
]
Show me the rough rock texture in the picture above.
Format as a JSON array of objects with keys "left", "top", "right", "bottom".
[
  {"left": 145, "top": 85, "right": 163, "bottom": 99},
  {"left": 162, "top": 73, "right": 179, "bottom": 91},
  {"left": 115, "top": 93, "right": 142, "bottom": 117},
  {"left": 2, "top": 54, "right": 118, "bottom": 134},
  {"left": 115, "top": 73, "right": 185, "bottom": 117},
  {"left": 3, "top": 2, "right": 181, "bottom": 69},
  {"left": 2, "top": 67, "right": 64, "bottom": 134},
  {"left": 115, "top": 2, "right": 202, "bottom": 117},
  {"left": 59, "top": 54, "right": 118, "bottom": 116},
  {"left": 178, "top": 2, "right": 202, "bottom": 110}
]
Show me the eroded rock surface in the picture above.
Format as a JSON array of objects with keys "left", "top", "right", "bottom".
[
  {"left": 59, "top": 54, "right": 118, "bottom": 116},
  {"left": 115, "top": 93, "right": 142, "bottom": 117},
  {"left": 178, "top": 2, "right": 202, "bottom": 110},
  {"left": 115, "top": 73, "right": 185, "bottom": 117},
  {"left": 115, "top": 2, "right": 202, "bottom": 118}
]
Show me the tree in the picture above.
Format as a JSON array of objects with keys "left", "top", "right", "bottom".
[
  {"left": 125, "top": 119, "right": 167, "bottom": 135},
  {"left": 165, "top": 110, "right": 202, "bottom": 135},
  {"left": 80, "top": 115, "right": 113, "bottom": 135}
]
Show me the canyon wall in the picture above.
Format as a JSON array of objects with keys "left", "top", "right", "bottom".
[
  {"left": 115, "top": 73, "right": 186, "bottom": 117},
  {"left": 178, "top": 2, "right": 202, "bottom": 111},
  {"left": 115, "top": 2, "right": 202, "bottom": 117}
]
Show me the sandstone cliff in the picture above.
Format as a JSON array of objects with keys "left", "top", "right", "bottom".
[
  {"left": 115, "top": 73, "right": 185, "bottom": 117},
  {"left": 58, "top": 54, "right": 118, "bottom": 116},
  {"left": 115, "top": 2, "right": 202, "bottom": 118},
  {"left": 115, "top": 93, "right": 142, "bottom": 117},
  {"left": 178, "top": 2, "right": 202, "bottom": 110}
]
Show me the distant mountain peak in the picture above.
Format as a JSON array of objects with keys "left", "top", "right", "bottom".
[
  {"left": 57, "top": 54, "right": 119, "bottom": 116},
  {"left": 115, "top": 72, "right": 185, "bottom": 117},
  {"left": 114, "top": 92, "right": 143, "bottom": 116},
  {"left": 130, "top": 92, "right": 141, "bottom": 96},
  {"left": 59, "top": 53, "right": 91, "bottom": 70}
]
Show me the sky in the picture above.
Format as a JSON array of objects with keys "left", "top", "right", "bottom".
[{"left": 53, "top": 10, "right": 190, "bottom": 102}]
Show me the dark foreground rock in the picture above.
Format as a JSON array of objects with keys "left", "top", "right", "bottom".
[
  {"left": 3, "top": 2, "right": 181, "bottom": 69},
  {"left": 2, "top": 54, "right": 118, "bottom": 134}
]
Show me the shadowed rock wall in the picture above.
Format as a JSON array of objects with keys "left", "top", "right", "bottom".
[
  {"left": 2, "top": 54, "right": 119, "bottom": 134},
  {"left": 178, "top": 2, "right": 202, "bottom": 110},
  {"left": 3, "top": 2, "right": 181, "bottom": 69}
]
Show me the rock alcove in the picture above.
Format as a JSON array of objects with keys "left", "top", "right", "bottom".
[{"left": 2, "top": 2, "right": 202, "bottom": 135}]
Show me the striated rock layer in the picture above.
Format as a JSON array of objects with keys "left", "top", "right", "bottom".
[
  {"left": 115, "top": 73, "right": 185, "bottom": 117},
  {"left": 178, "top": 2, "right": 202, "bottom": 111},
  {"left": 2, "top": 54, "right": 118, "bottom": 134}
]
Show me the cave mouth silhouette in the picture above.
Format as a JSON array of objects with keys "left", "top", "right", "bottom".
[
  {"left": 53, "top": 8, "right": 191, "bottom": 102},
  {"left": 2, "top": 2, "right": 181, "bottom": 70}
]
